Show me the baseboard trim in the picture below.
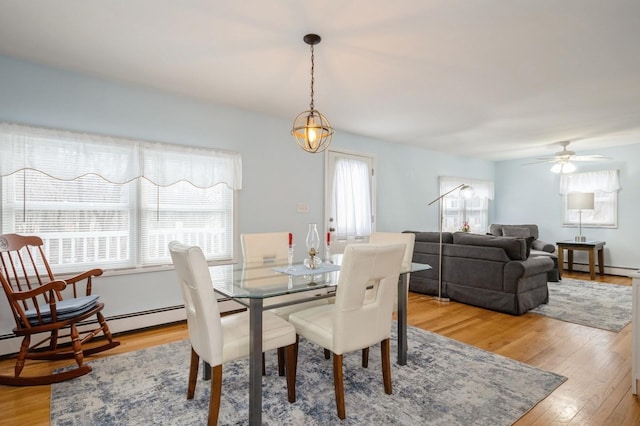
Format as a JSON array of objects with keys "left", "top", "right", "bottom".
[{"left": 560, "top": 263, "right": 636, "bottom": 277}]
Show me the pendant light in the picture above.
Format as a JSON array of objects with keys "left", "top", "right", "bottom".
[{"left": 292, "top": 34, "right": 334, "bottom": 153}]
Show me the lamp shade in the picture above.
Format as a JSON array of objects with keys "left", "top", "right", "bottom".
[{"left": 567, "top": 192, "right": 595, "bottom": 210}]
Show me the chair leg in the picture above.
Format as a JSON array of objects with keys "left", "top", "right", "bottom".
[
  {"left": 285, "top": 344, "right": 296, "bottom": 403},
  {"left": 324, "top": 349, "right": 331, "bottom": 360},
  {"left": 262, "top": 353, "right": 266, "bottom": 376},
  {"left": 332, "top": 353, "right": 346, "bottom": 420},
  {"left": 381, "top": 338, "right": 392, "bottom": 395},
  {"left": 293, "top": 335, "right": 299, "bottom": 377},
  {"left": 187, "top": 347, "right": 200, "bottom": 399},
  {"left": 278, "top": 347, "right": 286, "bottom": 376},
  {"left": 69, "top": 323, "right": 85, "bottom": 368},
  {"left": 208, "top": 364, "right": 222, "bottom": 426},
  {"left": 362, "top": 347, "right": 369, "bottom": 368}
]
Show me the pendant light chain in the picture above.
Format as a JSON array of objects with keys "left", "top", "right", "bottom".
[{"left": 309, "top": 44, "right": 315, "bottom": 111}]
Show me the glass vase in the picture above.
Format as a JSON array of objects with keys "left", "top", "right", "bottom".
[{"left": 303, "top": 223, "right": 322, "bottom": 269}]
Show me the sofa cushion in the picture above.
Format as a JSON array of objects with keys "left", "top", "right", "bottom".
[
  {"left": 452, "top": 232, "right": 527, "bottom": 261},
  {"left": 502, "top": 226, "right": 531, "bottom": 238},
  {"left": 408, "top": 231, "right": 454, "bottom": 244},
  {"left": 523, "top": 236, "right": 535, "bottom": 257},
  {"left": 489, "top": 224, "right": 540, "bottom": 240}
]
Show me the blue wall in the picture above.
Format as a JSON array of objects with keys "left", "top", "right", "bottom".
[
  {"left": 0, "top": 54, "right": 494, "bottom": 337},
  {"left": 1, "top": 53, "right": 638, "bottom": 339},
  {"left": 495, "top": 145, "right": 640, "bottom": 270}
]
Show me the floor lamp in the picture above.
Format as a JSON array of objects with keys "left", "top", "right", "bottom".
[
  {"left": 427, "top": 184, "right": 471, "bottom": 302},
  {"left": 567, "top": 192, "right": 594, "bottom": 242}
]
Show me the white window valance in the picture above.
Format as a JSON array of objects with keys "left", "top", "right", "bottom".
[
  {"left": 0, "top": 122, "right": 242, "bottom": 190},
  {"left": 439, "top": 176, "right": 495, "bottom": 200},
  {"left": 559, "top": 169, "right": 619, "bottom": 195}
]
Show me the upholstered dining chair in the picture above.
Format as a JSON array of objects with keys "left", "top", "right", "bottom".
[
  {"left": 288, "top": 243, "right": 405, "bottom": 420},
  {"left": 358, "top": 232, "right": 415, "bottom": 367},
  {"left": 168, "top": 241, "right": 297, "bottom": 425},
  {"left": 0, "top": 233, "right": 120, "bottom": 386},
  {"left": 241, "top": 232, "right": 330, "bottom": 375}
]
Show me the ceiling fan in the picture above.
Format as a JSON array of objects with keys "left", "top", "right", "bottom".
[{"left": 523, "top": 141, "right": 611, "bottom": 173}]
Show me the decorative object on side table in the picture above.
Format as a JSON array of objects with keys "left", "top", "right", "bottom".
[
  {"left": 460, "top": 221, "right": 470, "bottom": 232},
  {"left": 567, "top": 192, "right": 594, "bottom": 242},
  {"left": 303, "top": 223, "right": 322, "bottom": 269}
]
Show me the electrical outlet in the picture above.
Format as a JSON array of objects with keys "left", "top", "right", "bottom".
[{"left": 297, "top": 203, "right": 309, "bottom": 214}]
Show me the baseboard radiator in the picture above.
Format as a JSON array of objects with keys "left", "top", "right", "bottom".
[{"left": 0, "top": 298, "right": 242, "bottom": 357}]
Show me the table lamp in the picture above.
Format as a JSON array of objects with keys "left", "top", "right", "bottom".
[{"left": 567, "top": 192, "right": 594, "bottom": 242}]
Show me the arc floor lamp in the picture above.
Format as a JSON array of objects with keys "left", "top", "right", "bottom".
[{"left": 428, "top": 183, "right": 472, "bottom": 301}]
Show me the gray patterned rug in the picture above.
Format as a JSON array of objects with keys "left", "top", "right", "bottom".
[
  {"left": 530, "top": 278, "right": 632, "bottom": 332},
  {"left": 51, "top": 325, "right": 566, "bottom": 425}
]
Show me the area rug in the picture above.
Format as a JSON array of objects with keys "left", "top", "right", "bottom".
[
  {"left": 530, "top": 278, "right": 632, "bottom": 332},
  {"left": 51, "top": 325, "right": 566, "bottom": 425}
]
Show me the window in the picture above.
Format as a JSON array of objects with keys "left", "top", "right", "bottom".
[
  {"left": 438, "top": 176, "right": 494, "bottom": 233},
  {"left": 0, "top": 122, "right": 241, "bottom": 273},
  {"left": 560, "top": 170, "right": 619, "bottom": 228}
]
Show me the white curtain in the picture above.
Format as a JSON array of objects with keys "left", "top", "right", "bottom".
[
  {"left": 332, "top": 157, "right": 371, "bottom": 238},
  {"left": 0, "top": 122, "right": 242, "bottom": 189},
  {"left": 559, "top": 169, "right": 620, "bottom": 194}
]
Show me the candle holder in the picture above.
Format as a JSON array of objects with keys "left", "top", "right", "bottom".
[
  {"left": 324, "top": 243, "right": 332, "bottom": 265},
  {"left": 287, "top": 244, "right": 295, "bottom": 271}
]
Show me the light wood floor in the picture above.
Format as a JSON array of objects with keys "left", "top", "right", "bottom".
[{"left": 1, "top": 271, "right": 639, "bottom": 425}]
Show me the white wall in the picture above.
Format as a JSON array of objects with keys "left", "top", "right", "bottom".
[{"left": 0, "top": 54, "right": 493, "bottom": 345}]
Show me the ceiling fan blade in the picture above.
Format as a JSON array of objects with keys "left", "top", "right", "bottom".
[
  {"left": 571, "top": 155, "right": 612, "bottom": 162},
  {"left": 522, "top": 159, "right": 557, "bottom": 165}
]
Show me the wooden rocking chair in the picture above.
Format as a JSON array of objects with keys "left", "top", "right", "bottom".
[{"left": 0, "top": 233, "right": 120, "bottom": 386}]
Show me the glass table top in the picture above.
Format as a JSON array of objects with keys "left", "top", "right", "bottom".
[{"left": 209, "top": 260, "right": 430, "bottom": 300}]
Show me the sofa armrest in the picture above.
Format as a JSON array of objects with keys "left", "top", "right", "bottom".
[
  {"left": 532, "top": 239, "right": 555, "bottom": 253},
  {"left": 503, "top": 256, "right": 554, "bottom": 292}
]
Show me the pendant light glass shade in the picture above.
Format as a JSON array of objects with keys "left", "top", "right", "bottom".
[
  {"left": 292, "top": 109, "right": 333, "bottom": 153},
  {"left": 292, "top": 33, "right": 334, "bottom": 153}
]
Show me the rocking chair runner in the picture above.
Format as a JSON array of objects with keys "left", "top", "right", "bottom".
[{"left": 0, "top": 233, "right": 120, "bottom": 386}]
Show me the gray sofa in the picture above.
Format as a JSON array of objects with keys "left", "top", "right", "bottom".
[
  {"left": 488, "top": 224, "right": 559, "bottom": 281},
  {"left": 405, "top": 231, "right": 554, "bottom": 315}
]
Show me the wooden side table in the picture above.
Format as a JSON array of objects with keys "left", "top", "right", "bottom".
[{"left": 556, "top": 240, "right": 605, "bottom": 281}]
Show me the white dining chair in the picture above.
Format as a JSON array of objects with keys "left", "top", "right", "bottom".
[
  {"left": 288, "top": 243, "right": 405, "bottom": 420},
  {"left": 241, "top": 232, "right": 330, "bottom": 375},
  {"left": 350, "top": 232, "right": 415, "bottom": 367},
  {"left": 168, "top": 241, "right": 297, "bottom": 426},
  {"left": 368, "top": 231, "right": 415, "bottom": 312}
]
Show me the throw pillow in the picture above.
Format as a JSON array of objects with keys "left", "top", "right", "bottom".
[
  {"left": 502, "top": 226, "right": 531, "bottom": 238},
  {"left": 452, "top": 232, "right": 527, "bottom": 261}
]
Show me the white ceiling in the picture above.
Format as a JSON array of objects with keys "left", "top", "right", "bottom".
[{"left": 1, "top": 0, "right": 639, "bottom": 161}]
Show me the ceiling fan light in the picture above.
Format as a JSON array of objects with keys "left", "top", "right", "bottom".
[{"left": 551, "top": 162, "right": 576, "bottom": 174}]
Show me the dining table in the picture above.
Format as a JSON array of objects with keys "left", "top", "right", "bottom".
[{"left": 208, "top": 257, "right": 430, "bottom": 425}]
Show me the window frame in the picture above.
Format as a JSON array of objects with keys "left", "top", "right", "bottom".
[
  {"left": 560, "top": 170, "right": 619, "bottom": 229},
  {"left": 0, "top": 123, "right": 240, "bottom": 274},
  {"left": 438, "top": 176, "right": 493, "bottom": 233}
]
